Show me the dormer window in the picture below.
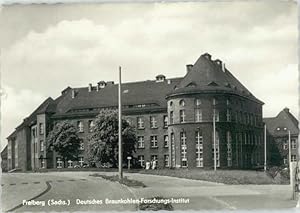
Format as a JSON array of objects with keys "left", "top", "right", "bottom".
[
  {"left": 97, "top": 81, "right": 106, "bottom": 89},
  {"left": 155, "top": 74, "right": 166, "bottom": 82},
  {"left": 179, "top": 99, "right": 185, "bottom": 107},
  {"left": 195, "top": 99, "right": 201, "bottom": 106}
]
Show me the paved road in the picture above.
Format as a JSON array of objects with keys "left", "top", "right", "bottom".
[{"left": 1, "top": 171, "right": 298, "bottom": 212}]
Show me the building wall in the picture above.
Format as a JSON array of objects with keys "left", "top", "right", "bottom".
[{"left": 167, "top": 92, "right": 263, "bottom": 169}]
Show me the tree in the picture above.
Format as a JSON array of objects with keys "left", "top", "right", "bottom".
[
  {"left": 47, "top": 121, "right": 81, "bottom": 167},
  {"left": 87, "top": 109, "right": 137, "bottom": 168}
]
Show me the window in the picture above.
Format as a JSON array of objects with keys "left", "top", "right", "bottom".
[
  {"left": 196, "top": 131, "right": 203, "bottom": 167},
  {"left": 214, "top": 109, "right": 219, "bottom": 122},
  {"left": 151, "top": 155, "right": 158, "bottom": 165},
  {"left": 170, "top": 111, "right": 174, "bottom": 124},
  {"left": 150, "top": 116, "right": 157, "bottom": 128},
  {"left": 39, "top": 123, "right": 44, "bottom": 134},
  {"left": 88, "top": 120, "right": 95, "bottom": 132},
  {"left": 169, "top": 101, "right": 173, "bottom": 107},
  {"left": 137, "top": 136, "right": 145, "bottom": 148},
  {"left": 77, "top": 121, "right": 84, "bottom": 132},
  {"left": 227, "top": 131, "right": 232, "bottom": 167},
  {"left": 15, "top": 142, "right": 18, "bottom": 168},
  {"left": 180, "top": 132, "right": 187, "bottom": 167},
  {"left": 164, "top": 155, "right": 170, "bottom": 167},
  {"left": 195, "top": 109, "right": 202, "bottom": 122},
  {"left": 226, "top": 99, "right": 230, "bottom": 106},
  {"left": 138, "top": 155, "right": 145, "bottom": 167},
  {"left": 163, "top": 115, "right": 168, "bottom": 128},
  {"left": 164, "top": 135, "right": 169, "bottom": 147},
  {"left": 213, "top": 98, "right": 217, "bottom": 106},
  {"left": 171, "top": 133, "right": 175, "bottom": 167},
  {"left": 292, "top": 139, "right": 297, "bottom": 149},
  {"left": 41, "top": 159, "right": 45, "bottom": 169},
  {"left": 150, "top": 136, "right": 158, "bottom": 148},
  {"left": 180, "top": 110, "right": 186, "bottom": 123},
  {"left": 291, "top": 155, "right": 297, "bottom": 162},
  {"left": 79, "top": 140, "right": 84, "bottom": 150},
  {"left": 195, "top": 99, "right": 201, "bottom": 106},
  {"left": 283, "top": 141, "right": 288, "bottom": 150},
  {"left": 67, "top": 160, "right": 73, "bottom": 168},
  {"left": 79, "top": 157, "right": 84, "bottom": 167},
  {"left": 283, "top": 157, "right": 288, "bottom": 165},
  {"left": 137, "top": 117, "right": 144, "bottom": 129},
  {"left": 40, "top": 140, "right": 44, "bottom": 152},
  {"left": 179, "top": 99, "right": 185, "bottom": 107},
  {"left": 56, "top": 157, "right": 63, "bottom": 168},
  {"left": 226, "top": 109, "right": 231, "bottom": 122},
  {"left": 212, "top": 131, "right": 220, "bottom": 167}
]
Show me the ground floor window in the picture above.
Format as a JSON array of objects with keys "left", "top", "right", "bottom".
[
  {"left": 164, "top": 155, "right": 169, "bottom": 167},
  {"left": 41, "top": 159, "right": 46, "bottom": 168},
  {"left": 79, "top": 157, "right": 84, "bottom": 167},
  {"left": 283, "top": 157, "right": 288, "bottom": 165},
  {"left": 291, "top": 155, "right": 297, "bottom": 162},
  {"left": 67, "top": 160, "right": 73, "bottom": 168},
  {"left": 212, "top": 131, "right": 220, "bottom": 167},
  {"left": 180, "top": 132, "right": 187, "bottom": 167},
  {"left": 196, "top": 130, "right": 203, "bottom": 167},
  {"left": 227, "top": 131, "right": 232, "bottom": 167},
  {"left": 56, "top": 157, "right": 63, "bottom": 168},
  {"left": 138, "top": 155, "right": 145, "bottom": 167},
  {"left": 151, "top": 155, "right": 158, "bottom": 166}
]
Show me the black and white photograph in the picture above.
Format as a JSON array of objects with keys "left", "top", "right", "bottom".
[{"left": 0, "top": 0, "right": 299, "bottom": 212}]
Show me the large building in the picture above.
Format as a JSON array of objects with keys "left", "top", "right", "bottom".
[
  {"left": 264, "top": 108, "right": 299, "bottom": 167},
  {"left": 6, "top": 53, "right": 265, "bottom": 171}
]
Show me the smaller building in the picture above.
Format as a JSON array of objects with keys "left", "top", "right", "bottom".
[
  {"left": 1, "top": 146, "right": 8, "bottom": 172},
  {"left": 264, "top": 108, "right": 299, "bottom": 167}
]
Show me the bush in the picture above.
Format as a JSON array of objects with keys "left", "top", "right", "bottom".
[{"left": 139, "top": 197, "right": 174, "bottom": 211}]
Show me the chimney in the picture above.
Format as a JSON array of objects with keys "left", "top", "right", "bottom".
[
  {"left": 107, "top": 81, "right": 114, "bottom": 86},
  {"left": 222, "top": 63, "right": 226, "bottom": 72},
  {"left": 202, "top": 53, "right": 211, "bottom": 60},
  {"left": 71, "top": 89, "right": 76, "bottom": 99},
  {"left": 284, "top": 107, "right": 290, "bottom": 113},
  {"left": 186, "top": 64, "right": 193, "bottom": 73},
  {"left": 97, "top": 81, "right": 106, "bottom": 90},
  {"left": 88, "top": 83, "right": 92, "bottom": 92}
]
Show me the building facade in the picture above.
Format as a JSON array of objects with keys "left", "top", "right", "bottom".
[
  {"left": 264, "top": 108, "right": 299, "bottom": 167},
  {"left": 5, "top": 53, "right": 264, "bottom": 171}
]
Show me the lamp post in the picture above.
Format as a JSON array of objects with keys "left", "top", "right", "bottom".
[
  {"left": 118, "top": 66, "right": 123, "bottom": 180},
  {"left": 264, "top": 124, "right": 267, "bottom": 172},
  {"left": 213, "top": 109, "right": 216, "bottom": 171}
]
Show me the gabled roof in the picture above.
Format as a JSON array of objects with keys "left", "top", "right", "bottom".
[
  {"left": 264, "top": 108, "right": 299, "bottom": 136},
  {"left": 167, "top": 53, "right": 262, "bottom": 104},
  {"left": 54, "top": 78, "right": 182, "bottom": 116}
]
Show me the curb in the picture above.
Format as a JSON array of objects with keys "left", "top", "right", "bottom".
[{"left": 6, "top": 181, "right": 52, "bottom": 212}]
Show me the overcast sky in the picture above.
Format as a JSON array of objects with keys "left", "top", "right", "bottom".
[{"left": 0, "top": 1, "right": 298, "bottom": 150}]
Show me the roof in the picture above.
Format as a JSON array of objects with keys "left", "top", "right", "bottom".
[
  {"left": 263, "top": 108, "right": 299, "bottom": 136},
  {"left": 53, "top": 78, "right": 183, "bottom": 117},
  {"left": 167, "top": 53, "right": 263, "bottom": 104}
]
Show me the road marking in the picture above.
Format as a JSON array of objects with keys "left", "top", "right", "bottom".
[
  {"left": 69, "top": 179, "right": 76, "bottom": 181},
  {"left": 80, "top": 179, "right": 87, "bottom": 181},
  {"left": 21, "top": 182, "right": 29, "bottom": 184},
  {"left": 9, "top": 183, "right": 16, "bottom": 186},
  {"left": 57, "top": 180, "right": 64, "bottom": 182},
  {"left": 33, "top": 182, "right": 40, "bottom": 184},
  {"left": 209, "top": 196, "right": 236, "bottom": 210}
]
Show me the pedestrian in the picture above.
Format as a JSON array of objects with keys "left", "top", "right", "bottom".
[{"left": 145, "top": 161, "right": 150, "bottom": 170}]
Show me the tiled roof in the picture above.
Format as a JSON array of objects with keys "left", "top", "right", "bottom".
[
  {"left": 263, "top": 108, "right": 299, "bottom": 136},
  {"left": 168, "top": 53, "right": 262, "bottom": 104},
  {"left": 54, "top": 78, "right": 182, "bottom": 116}
]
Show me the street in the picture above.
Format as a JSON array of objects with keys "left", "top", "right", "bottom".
[{"left": 1, "top": 171, "right": 298, "bottom": 212}]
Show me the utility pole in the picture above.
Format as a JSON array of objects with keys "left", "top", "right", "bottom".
[
  {"left": 213, "top": 109, "right": 216, "bottom": 171},
  {"left": 264, "top": 124, "right": 267, "bottom": 172},
  {"left": 118, "top": 66, "right": 123, "bottom": 180}
]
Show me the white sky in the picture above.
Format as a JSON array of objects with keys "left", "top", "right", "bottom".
[{"left": 0, "top": 1, "right": 298, "bottom": 151}]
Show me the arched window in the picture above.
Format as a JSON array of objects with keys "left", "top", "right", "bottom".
[
  {"left": 169, "top": 101, "right": 173, "bottom": 107},
  {"left": 195, "top": 99, "right": 201, "bottom": 106},
  {"left": 179, "top": 99, "right": 185, "bottom": 107}
]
